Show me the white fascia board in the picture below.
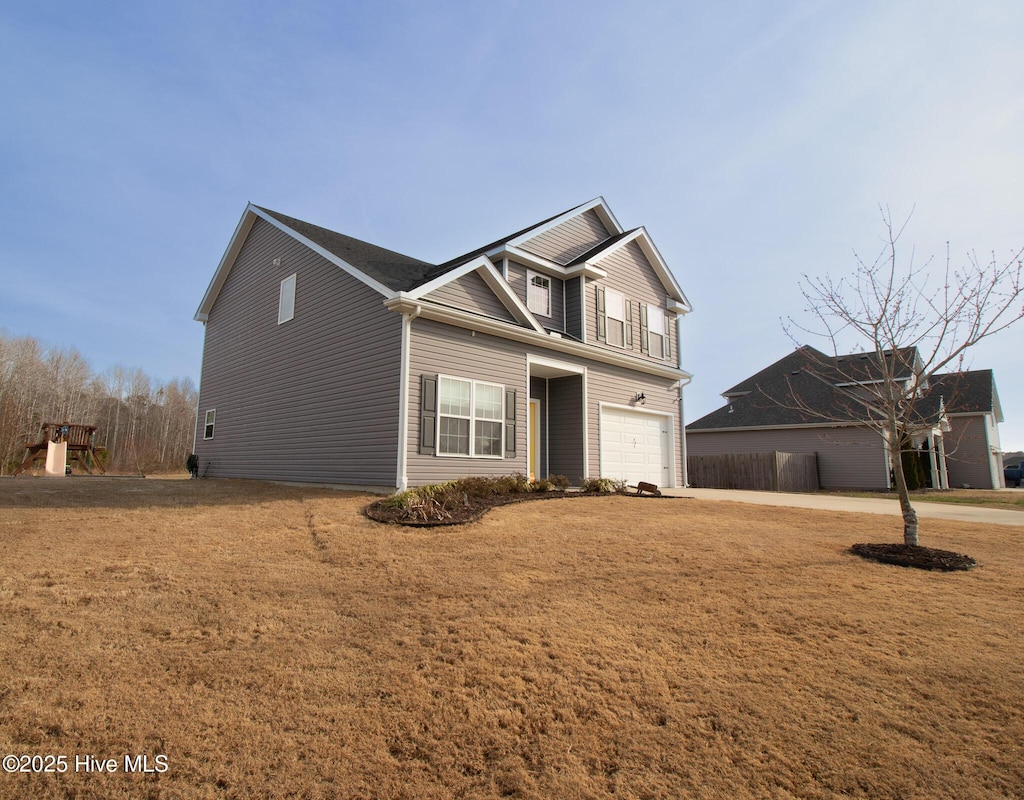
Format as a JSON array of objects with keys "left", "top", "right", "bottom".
[
  {"left": 586, "top": 227, "right": 691, "bottom": 310},
  {"left": 385, "top": 296, "right": 689, "bottom": 381},
  {"left": 196, "top": 203, "right": 396, "bottom": 321},
  {"left": 492, "top": 245, "right": 608, "bottom": 280},
  {"left": 195, "top": 206, "right": 258, "bottom": 322},
  {"left": 249, "top": 205, "right": 396, "bottom": 299},
  {"left": 406, "top": 256, "right": 545, "bottom": 333},
  {"left": 406, "top": 256, "right": 490, "bottom": 298},
  {"left": 505, "top": 197, "right": 622, "bottom": 250},
  {"left": 489, "top": 245, "right": 564, "bottom": 275}
]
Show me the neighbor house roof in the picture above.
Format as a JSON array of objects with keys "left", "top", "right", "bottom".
[
  {"left": 686, "top": 345, "right": 975, "bottom": 432},
  {"left": 923, "top": 369, "right": 1002, "bottom": 421}
]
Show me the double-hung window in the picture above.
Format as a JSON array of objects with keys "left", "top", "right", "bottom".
[
  {"left": 647, "top": 304, "right": 667, "bottom": 359},
  {"left": 203, "top": 409, "right": 216, "bottom": 440},
  {"left": 527, "top": 271, "right": 551, "bottom": 317},
  {"left": 605, "top": 289, "right": 627, "bottom": 347},
  {"left": 437, "top": 377, "right": 504, "bottom": 457}
]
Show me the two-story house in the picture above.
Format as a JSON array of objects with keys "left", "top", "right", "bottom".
[{"left": 193, "top": 198, "right": 693, "bottom": 491}]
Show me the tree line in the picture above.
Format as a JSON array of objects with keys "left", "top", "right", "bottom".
[{"left": 0, "top": 331, "right": 198, "bottom": 475}]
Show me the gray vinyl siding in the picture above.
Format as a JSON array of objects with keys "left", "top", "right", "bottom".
[
  {"left": 422, "top": 271, "right": 516, "bottom": 322},
  {"left": 506, "top": 261, "right": 565, "bottom": 330},
  {"left": 405, "top": 318, "right": 683, "bottom": 487},
  {"left": 519, "top": 209, "right": 611, "bottom": 265},
  {"left": 586, "top": 241, "right": 678, "bottom": 364},
  {"left": 406, "top": 319, "right": 529, "bottom": 485},
  {"left": 548, "top": 375, "right": 585, "bottom": 482},
  {"left": 945, "top": 415, "right": 998, "bottom": 488},
  {"left": 585, "top": 363, "right": 682, "bottom": 487},
  {"left": 194, "top": 217, "right": 402, "bottom": 485},
  {"left": 565, "top": 277, "right": 583, "bottom": 339},
  {"left": 686, "top": 426, "right": 889, "bottom": 489}
]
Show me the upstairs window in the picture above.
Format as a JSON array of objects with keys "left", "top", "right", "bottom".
[
  {"left": 605, "top": 289, "right": 627, "bottom": 348},
  {"left": 278, "top": 274, "right": 296, "bottom": 324},
  {"left": 527, "top": 271, "right": 551, "bottom": 317},
  {"left": 646, "top": 304, "right": 667, "bottom": 359}
]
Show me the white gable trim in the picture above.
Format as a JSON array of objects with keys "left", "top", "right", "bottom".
[
  {"left": 489, "top": 244, "right": 608, "bottom": 280},
  {"left": 585, "top": 228, "right": 692, "bottom": 312},
  {"left": 194, "top": 204, "right": 397, "bottom": 322},
  {"left": 194, "top": 208, "right": 258, "bottom": 322},
  {"left": 505, "top": 197, "right": 623, "bottom": 249},
  {"left": 249, "top": 205, "right": 396, "bottom": 298},
  {"left": 385, "top": 295, "right": 690, "bottom": 381},
  {"left": 403, "top": 257, "right": 545, "bottom": 333}
]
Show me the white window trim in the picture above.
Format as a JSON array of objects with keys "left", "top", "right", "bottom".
[
  {"left": 278, "top": 273, "right": 296, "bottom": 324},
  {"left": 204, "top": 409, "right": 216, "bottom": 440},
  {"left": 647, "top": 303, "right": 667, "bottom": 359},
  {"left": 437, "top": 374, "right": 505, "bottom": 459},
  {"left": 527, "top": 270, "right": 551, "bottom": 317},
  {"left": 605, "top": 288, "right": 627, "bottom": 348}
]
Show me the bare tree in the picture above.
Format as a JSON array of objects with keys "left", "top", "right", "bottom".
[
  {"left": 0, "top": 332, "right": 198, "bottom": 475},
  {"left": 785, "top": 208, "right": 1024, "bottom": 546}
]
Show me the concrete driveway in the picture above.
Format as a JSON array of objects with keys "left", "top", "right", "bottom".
[{"left": 663, "top": 487, "right": 1024, "bottom": 527}]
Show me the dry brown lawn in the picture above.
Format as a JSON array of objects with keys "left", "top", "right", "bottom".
[{"left": 0, "top": 478, "right": 1022, "bottom": 800}]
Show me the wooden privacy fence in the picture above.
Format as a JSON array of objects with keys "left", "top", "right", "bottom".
[{"left": 687, "top": 451, "right": 819, "bottom": 492}]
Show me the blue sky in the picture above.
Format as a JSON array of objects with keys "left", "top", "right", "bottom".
[{"left": 2, "top": 1, "right": 1022, "bottom": 449}]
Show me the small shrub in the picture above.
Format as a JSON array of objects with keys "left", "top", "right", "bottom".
[
  {"left": 378, "top": 481, "right": 469, "bottom": 522},
  {"left": 548, "top": 474, "right": 571, "bottom": 491},
  {"left": 580, "top": 477, "right": 627, "bottom": 494},
  {"left": 533, "top": 479, "right": 554, "bottom": 492},
  {"left": 490, "top": 473, "right": 533, "bottom": 494}
]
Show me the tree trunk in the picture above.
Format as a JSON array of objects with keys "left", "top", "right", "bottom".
[{"left": 889, "top": 423, "right": 920, "bottom": 546}]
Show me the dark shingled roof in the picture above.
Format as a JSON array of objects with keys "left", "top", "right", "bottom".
[
  {"left": 259, "top": 202, "right": 602, "bottom": 291},
  {"left": 429, "top": 200, "right": 594, "bottom": 276},
  {"left": 686, "top": 347, "right": 990, "bottom": 432},
  {"left": 257, "top": 207, "right": 436, "bottom": 292},
  {"left": 924, "top": 369, "right": 997, "bottom": 415}
]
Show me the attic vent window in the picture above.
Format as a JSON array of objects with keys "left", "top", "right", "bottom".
[
  {"left": 527, "top": 271, "right": 551, "bottom": 317},
  {"left": 278, "top": 274, "right": 296, "bottom": 324}
]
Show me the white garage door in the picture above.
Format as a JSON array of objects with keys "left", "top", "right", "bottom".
[{"left": 600, "top": 407, "right": 671, "bottom": 487}]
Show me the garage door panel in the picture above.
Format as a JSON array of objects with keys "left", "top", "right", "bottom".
[{"left": 600, "top": 407, "right": 671, "bottom": 487}]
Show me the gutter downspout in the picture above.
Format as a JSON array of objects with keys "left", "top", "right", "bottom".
[
  {"left": 192, "top": 321, "right": 207, "bottom": 459},
  {"left": 675, "top": 312, "right": 692, "bottom": 487},
  {"left": 396, "top": 305, "right": 421, "bottom": 492},
  {"left": 677, "top": 376, "right": 692, "bottom": 488}
]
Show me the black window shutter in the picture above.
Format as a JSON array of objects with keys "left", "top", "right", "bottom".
[
  {"left": 624, "top": 299, "right": 633, "bottom": 348},
  {"left": 504, "top": 389, "right": 517, "bottom": 458},
  {"left": 420, "top": 374, "right": 438, "bottom": 455},
  {"left": 639, "top": 303, "right": 649, "bottom": 353},
  {"left": 595, "top": 287, "right": 606, "bottom": 342}
]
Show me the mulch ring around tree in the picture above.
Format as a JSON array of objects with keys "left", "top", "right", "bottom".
[
  {"left": 850, "top": 542, "right": 978, "bottom": 571},
  {"left": 365, "top": 490, "right": 678, "bottom": 527}
]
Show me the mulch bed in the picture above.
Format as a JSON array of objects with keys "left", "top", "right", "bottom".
[
  {"left": 365, "top": 489, "right": 677, "bottom": 527},
  {"left": 850, "top": 543, "right": 978, "bottom": 571}
]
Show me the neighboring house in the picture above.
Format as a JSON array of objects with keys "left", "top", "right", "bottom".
[
  {"left": 928, "top": 370, "right": 1005, "bottom": 489},
  {"left": 193, "top": 198, "right": 693, "bottom": 491},
  {"left": 686, "top": 346, "right": 1005, "bottom": 490}
]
